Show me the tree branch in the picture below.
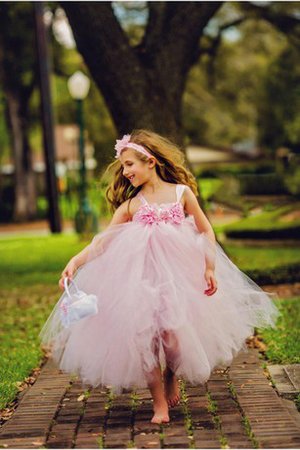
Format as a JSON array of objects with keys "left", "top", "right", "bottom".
[
  {"left": 240, "top": 2, "right": 300, "bottom": 45},
  {"left": 140, "top": 2, "right": 223, "bottom": 100},
  {"left": 219, "top": 16, "right": 247, "bottom": 32},
  {"left": 196, "top": 15, "right": 247, "bottom": 61},
  {"left": 153, "top": 2, "right": 223, "bottom": 69}
]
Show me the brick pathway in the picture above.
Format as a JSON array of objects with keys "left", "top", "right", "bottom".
[{"left": 0, "top": 349, "right": 299, "bottom": 449}]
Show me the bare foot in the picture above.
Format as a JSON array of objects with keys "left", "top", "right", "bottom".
[
  {"left": 163, "top": 368, "right": 181, "bottom": 408},
  {"left": 151, "top": 399, "right": 170, "bottom": 424}
]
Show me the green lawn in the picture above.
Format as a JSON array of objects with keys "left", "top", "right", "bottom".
[
  {"left": 198, "top": 178, "right": 223, "bottom": 202},
  {"left": 225, "top": 245, "right": 300, "bottom": 271},
  {"left": 0, "top": 234, "right": 89, "bottom": 408},
  {"left": 0, "top": 234, "right": 88, "bottom": 286},
  {"left": 258, "top": 297, "right": 300, "bottom": 364},
  {"left": 223, "top": 204, "right": 300, "bottom": 232},
  {"left": 0, "top": 285, "right": 58, "bottom": 409}
]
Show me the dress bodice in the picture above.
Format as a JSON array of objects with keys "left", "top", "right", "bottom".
[{"left": 132, "top": 184, "right": 186, "bottom": 225}]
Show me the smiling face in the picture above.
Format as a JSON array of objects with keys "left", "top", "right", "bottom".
[{"left": 119, "top": 148, "right": 155, "bottom": 187}]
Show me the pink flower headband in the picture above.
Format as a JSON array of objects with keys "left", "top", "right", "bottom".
[{"left": 114, "top": 134, "right": 153, "bottom": 159}]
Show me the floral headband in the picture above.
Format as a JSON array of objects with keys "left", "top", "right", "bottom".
[{"left": 114, "top": 134, "right": 153, "bottom": 159}]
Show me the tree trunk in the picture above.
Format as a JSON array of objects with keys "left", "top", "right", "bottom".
[
  {"left": 6, "top": 90, "right": 37, "bottom": 222},
  {"left": 61, "top": 2, "right": 222, "bottom": 145}
]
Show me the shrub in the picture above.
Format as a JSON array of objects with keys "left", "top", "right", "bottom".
[
  {"left": 226, "top": 226, "right": 300, "bottom": 239},
  {"left": 246, "top": 262, "right": 300, "bottom": 284},
  {"left": 237, "top": 173, "right": 287, "bottom": 195}
]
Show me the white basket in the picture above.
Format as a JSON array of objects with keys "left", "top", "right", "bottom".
[{"left": 59, "top": 277, "right": 99, "bottom": 328}]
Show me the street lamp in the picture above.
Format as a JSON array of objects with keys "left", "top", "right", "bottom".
[{"left": 67, "top": 71, "right": 98, "bottom": 235}]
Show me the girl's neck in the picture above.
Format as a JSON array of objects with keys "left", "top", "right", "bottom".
[
  {"left": 141, "top": 177, "right": 166, "bottom": 194},
  {"left": 142, "top": 173, "right": 166, "bottom": 195}
]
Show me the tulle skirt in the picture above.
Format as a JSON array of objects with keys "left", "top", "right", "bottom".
[{"left": 39, "top": 216, "right": 280, "bottom": 393}]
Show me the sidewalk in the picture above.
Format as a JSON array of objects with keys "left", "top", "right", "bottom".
[
  {"left": 0, "top": 220, "right": 74, "bottom": 237},
  {"left": 0, "top": 349, "right": 299, "bottom": 449}
]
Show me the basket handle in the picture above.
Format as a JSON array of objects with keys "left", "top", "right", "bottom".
[{"left": 64, "top": 277, "right": 80, "bottom": 299}]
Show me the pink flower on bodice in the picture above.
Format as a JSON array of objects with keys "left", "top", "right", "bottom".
[{"left": 133, "top": 203, "right": 185, "bottom": 225}]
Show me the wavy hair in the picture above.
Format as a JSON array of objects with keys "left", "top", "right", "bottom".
[{"left": 104, "top": 129, "right": 199, "bottom": 211}]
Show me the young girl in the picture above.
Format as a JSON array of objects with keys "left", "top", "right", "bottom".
[{"left": 39, "top": 129, "right": 279, "bottom": 425}]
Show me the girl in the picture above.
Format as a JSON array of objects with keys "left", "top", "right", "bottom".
[{"left": 39, "top": 129, "right": 279, "bottom": 425}]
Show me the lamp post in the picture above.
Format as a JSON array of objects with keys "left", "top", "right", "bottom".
[{"left": 67, "top": 71, "right": 98, "bottom": 235}]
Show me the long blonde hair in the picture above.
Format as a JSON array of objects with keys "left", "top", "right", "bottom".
[{"left": 104, "top": 129, "right": 198, "bottom": 211}]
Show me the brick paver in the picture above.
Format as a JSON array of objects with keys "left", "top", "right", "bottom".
[{"left": 0, "top": 349, "right": 300, "bottom": 449}]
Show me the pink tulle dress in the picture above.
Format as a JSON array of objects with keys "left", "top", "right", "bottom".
[{"left": 39, "top": 184, "right": 279, "bottom": 393}]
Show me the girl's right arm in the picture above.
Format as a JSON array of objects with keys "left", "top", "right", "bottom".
[{"left": 58, "top": 199, "right": 131, "bottom": 290}]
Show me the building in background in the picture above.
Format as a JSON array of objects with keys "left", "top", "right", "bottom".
[{"left": 0, "top": 124, "right": 97, "bottom": 195}]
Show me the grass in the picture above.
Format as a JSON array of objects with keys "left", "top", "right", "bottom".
[
  {"left": 179, "top": 380, "right": 195, "bottom": 448},
  {"left": 295, "top": 394, "right": 300, "bottom": 412},
  {"left": 242, "top": 416, "right": 260, "bottom": 448},
  {"left": 198, "top": 179, "right": 223, "bottom": 202},
  {"left": 224, "top": 245, "right": 300, "bottom": 271},
  {"left": 257, "top": 297, "right": 300, "bottom": 364},
  {"left": 206, "top": 391, "right": 228, "bottom": 448},
  {"left": 223, "top": 204, "right": 300, "bottom": 232},
  {"left": 0, "top": 285, "right": 58, "bottom": 410},
  {"left": 0, "top": 234, "right": 88, "bottom": 408},
  {"left": 0, "top": 234, "right": 88, "bottom": 287},
  {"left": 227, "top": 381, "right": 259, "bottom": 448}
]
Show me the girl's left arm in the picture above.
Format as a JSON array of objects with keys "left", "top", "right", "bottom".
[
  {"left": 183, "top": 186, "right": 217, "bottom": 296},
  {"left": 183, "top": 186, "right": 216, "bottom": 245}
]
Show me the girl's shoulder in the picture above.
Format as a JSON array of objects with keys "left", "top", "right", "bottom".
[
  {"left": 121, "top": 195, "right": 142, "bottom": 221},
  {"left": 177, "top": 183, "right": 191, "bottom": 196},
  {"left": 126, "top": 194, "right": 141, "bottom": 206}
]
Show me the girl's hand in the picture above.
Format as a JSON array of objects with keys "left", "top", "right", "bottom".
[
  {"left": 59, "top": 258, "right": 78, "bottom": 291},
  {"left": 204, "top": 269, "right": 218, "bottom": 296}
]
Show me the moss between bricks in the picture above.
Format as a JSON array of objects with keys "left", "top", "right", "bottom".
[
  {"left": 180, "top": 379, "right": 195, "bottom": 449},
  {"left": 227, "top": 381, "right": 259, "bottom": 449},
  {"left": 206, "top": 390, "right": 229, "bottom": 449}
]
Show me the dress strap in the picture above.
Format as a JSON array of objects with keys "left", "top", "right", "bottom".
[
  {"left": 176, "top": 184, "right": 186, "bottom": 203},
  {"left": 137, "top": 191, "right": 148, "bottom": 206}
]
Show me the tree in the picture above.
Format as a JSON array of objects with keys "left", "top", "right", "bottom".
[
  {"left": 0, "top": 3, "right": 71, "bottom": 223},
  {"left": 258, "top": 45, "right": 300, "bottom": 153},
  {"left": 61, "top": 1, "right": 299, "bottom": 145},
  {"left": 183, "top": 16, "right": 291, "bottom": 148},
  {"left": 61, "top": 1, "right": 222, "bottom": 144},
  {"left": 0, "top": 2, "right": 38, "bottom": 221}
]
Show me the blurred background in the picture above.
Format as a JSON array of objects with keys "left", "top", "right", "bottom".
[{"left": 0, "top": 1, "right": 300, "bottom": 417}]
